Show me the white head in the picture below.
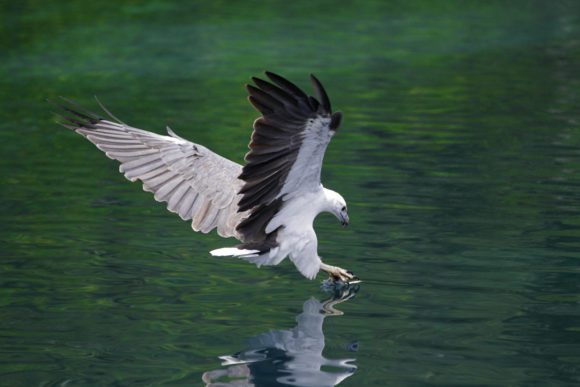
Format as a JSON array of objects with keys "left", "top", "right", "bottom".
[{"left": 323, "top": 188, "right": 349, "bottom": 226}]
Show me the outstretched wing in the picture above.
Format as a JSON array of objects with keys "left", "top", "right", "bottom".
[
  {"left": 57, "top": 100, "right": 247, "bottom": 238},
  {"left": 236, "top": 72, "right": 342, "bottom": 242}
]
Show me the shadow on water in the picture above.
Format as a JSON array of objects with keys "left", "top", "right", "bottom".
[{"left": 202, "top": 284, "right": 360, "bottom": 387}]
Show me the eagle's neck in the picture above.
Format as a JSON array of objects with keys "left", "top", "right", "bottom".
[{"left": 264, "top": 187, "right": 329, "bottom": 234}]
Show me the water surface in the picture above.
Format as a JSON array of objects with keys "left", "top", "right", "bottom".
[{"left": 2, "top": 1, "right": 580, "bottom": 385}]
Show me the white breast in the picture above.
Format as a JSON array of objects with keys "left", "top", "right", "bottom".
[
  {"left": 265, "top": 188, "right": 327, "bottom": 234},
  {"left": 266, "top": 189, "right": 327, "bottom": 279}
]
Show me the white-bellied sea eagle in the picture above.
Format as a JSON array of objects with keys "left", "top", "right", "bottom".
[{"left": 57, "top": 72, "right": 357, "bottom": 282}]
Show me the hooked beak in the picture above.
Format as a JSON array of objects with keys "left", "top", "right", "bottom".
[{"left": 340, "top": 212, "right": 349, "bottom": 227}]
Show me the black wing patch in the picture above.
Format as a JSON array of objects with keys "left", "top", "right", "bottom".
[{"left": 236, "top": 72, "right": 341, "bottom": 243}]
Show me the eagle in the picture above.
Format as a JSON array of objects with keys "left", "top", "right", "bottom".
[{"left": 57, "top": 72, "right": 358, "bottom": 282}]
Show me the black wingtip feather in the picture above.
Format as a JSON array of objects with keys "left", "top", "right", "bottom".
[
  {"left": 51, "top": 97, "right": 104, "bottom": 130},
  {"left": 309, "top": 74, "right": 332, "bottom": 113},
  {"left": 248, "top": 95, "right": 274, "bottom": 115},
  {"left": 246, "top": 84, "right": 285, "bottom": 111},
  {"left": 308, "top": 96, "right": 320, "bottom": 111},
  {"left": 58, "top": 97, "right": 102, "bottom": 121},
  {"left": 252, "top": 76, "right": 299, "bottom": 106},
  {"left": 264, "top": 71, "right": 309, "bottom": 101}
]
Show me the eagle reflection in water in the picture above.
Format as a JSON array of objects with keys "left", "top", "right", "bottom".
[{"left": 202, "top": 284, "right": 359, "bottom": 386}]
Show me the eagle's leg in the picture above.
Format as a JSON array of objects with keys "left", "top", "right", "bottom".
[{"left": 320, "top": 262, "right": 359, "bottom": 283}]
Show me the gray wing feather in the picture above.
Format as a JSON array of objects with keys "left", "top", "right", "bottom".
[{"left": 59, "top": 102, "right": 246, "bottom": 239}]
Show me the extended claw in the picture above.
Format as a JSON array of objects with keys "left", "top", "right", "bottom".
[
  {"left": 330, "top": 267, "right": 358, "bottom": 283},
  {"left": 320, "top": 263, "right": 361, "bottom": 284}
]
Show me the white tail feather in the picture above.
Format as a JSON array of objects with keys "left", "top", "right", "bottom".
[{"left": 210, "top": 247, "right": 260, "bottom": 257}]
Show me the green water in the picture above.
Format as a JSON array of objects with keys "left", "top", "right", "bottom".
[{"left": 2, "top": 1, "right": 580, "bottom": 385}]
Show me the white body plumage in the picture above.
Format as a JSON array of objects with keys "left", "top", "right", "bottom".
[
  {"left": 59, "top": 71, "right": 353, "bottom": 281},
  {"left": 212, "top": 187, "right": 346, "bottom": 279}
]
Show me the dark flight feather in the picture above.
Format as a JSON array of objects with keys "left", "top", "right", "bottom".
[
  {"left": 310, "top": 74, "right": 332, "bottom": 113},
  {"left": 236, "top": 71, "right": 338, "bottom": 244}
]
